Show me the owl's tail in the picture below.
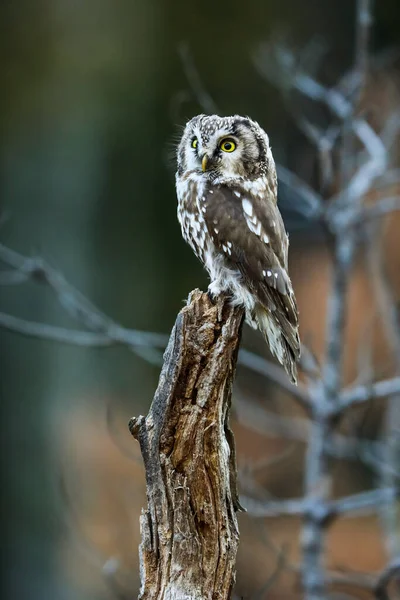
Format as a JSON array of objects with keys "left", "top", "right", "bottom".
[{"left": 254, "top": 305, "right": 299, "bottom": 385}]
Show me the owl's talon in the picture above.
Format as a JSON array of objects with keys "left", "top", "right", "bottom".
[
  {"left": 206, "top": 289, "right": 215, "bottom": 303},
  {"left": 207, "top": 284, "right": 218, "bottom": 303}
]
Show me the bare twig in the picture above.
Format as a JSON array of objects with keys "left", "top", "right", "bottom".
[
  {"left": 243, "top": 486, "right": 396, "bottom": 521},
  {"left": 1, "top": 242, "right": 297, "bottom": 383},
  {"left": 331, "top": 487, "right": 397, "bottom": 517},
  {"left": 0, "top": 243, "right": 168, "bottom": 351},
  {"left": 276, "top": 164, "right": 323, "bottom": 220}
]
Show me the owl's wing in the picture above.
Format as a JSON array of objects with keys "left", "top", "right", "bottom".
[{"left": 202, "top": 183, "right": 300, "bottom": 361}]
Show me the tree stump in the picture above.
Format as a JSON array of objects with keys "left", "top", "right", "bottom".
[{"left": 129, "top": 290, "right": 245, "bottom": 600}]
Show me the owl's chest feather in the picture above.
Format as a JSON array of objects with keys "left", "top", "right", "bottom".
[{"left": 176, "top": 177, "right": 212, "bottom": 263}]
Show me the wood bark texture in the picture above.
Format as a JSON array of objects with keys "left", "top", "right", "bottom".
[{"left": 129, "top": 289, "right": 245, "bottom": 600}]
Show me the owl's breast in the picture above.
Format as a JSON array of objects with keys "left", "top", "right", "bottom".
[{"left": 176, "top": 176, "right": 211, "bottom": 264}]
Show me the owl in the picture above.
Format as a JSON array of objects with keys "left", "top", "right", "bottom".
[{"left": 175, "top": 114, "right": 300, "bottom": 383}]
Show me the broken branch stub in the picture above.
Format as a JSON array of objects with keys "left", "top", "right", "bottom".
[{"left": 129, "top": 289, "right": 245, "bottom": 600}]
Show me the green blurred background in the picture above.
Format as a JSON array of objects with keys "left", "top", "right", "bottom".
[{"left": 1, "top": 1, "right": 399, "bottom": 599}]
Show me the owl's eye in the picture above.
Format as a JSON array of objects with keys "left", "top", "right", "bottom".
[
  {"left": 191, "top": 138, "right": 198, "bottom": 149},
  {"left": 220, "top": 138, "right": 236, "bottom": 153}
]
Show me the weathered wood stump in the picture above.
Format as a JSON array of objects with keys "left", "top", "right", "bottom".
[{"left": 129, "top": 290, "right": 245, "bottom": 600}]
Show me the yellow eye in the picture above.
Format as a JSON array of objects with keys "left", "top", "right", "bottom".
[
  {"left": 191, "top": 138, "right": 198, "bottom": 149},
  {"left": 220, "top": 138, "right": 236, "bottom": 153}
]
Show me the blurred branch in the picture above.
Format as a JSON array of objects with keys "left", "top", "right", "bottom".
[
  {"left": 276, "top": 164, "right": 323, "bottom": 220},
  {"left": 0, "top": 312, "right": 121, "bottom": 347},
  {"left": 1, "top": 242, "right": 313, "bottom": 393},
  {"left": 242, "top": 487, "right": 397, "bottom": 520},
  {"left": 303, "top": 5, "right": 372, "bottom": 596},
  {"left": 331, "top": 488, "right": 397, "bottom": 516},
  {"left": 352, "top": 196, "right": 400, "bottom": 225},
  {"left": 0, "top": 243, "right": 168, "bottom": 351},
  {"left": 339, "top": 376, "right": 400, "bottom": 410},
  {"left": 255, "top": 2, "right": 388, "bottom": 598},
  {"left": 241, "top": 495, "right": 305, "bottom": 518},
  {"left": 253, "top": 6, "right": 400, "bottom": 588},
  {"left": 235, "top": 392, "right": 385, "bottom": 463}
]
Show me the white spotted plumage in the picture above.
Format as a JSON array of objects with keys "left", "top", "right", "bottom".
[{"left": 176, "top": 114, "right": 300, "bottom": 383}]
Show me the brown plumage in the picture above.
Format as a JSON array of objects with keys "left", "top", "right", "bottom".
[{"left": 176, "top": 114, "right": 300, "bottom": 383}]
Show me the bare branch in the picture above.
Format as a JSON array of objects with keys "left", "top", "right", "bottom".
[
  {"left": 0, "top": 243, "right": 168, "bottom": 350},
  {"left": 0, "top": 312, "right": 120, "bottom": 347},
  {"left": 0, "top": 242, "right": 315, "bottom": 396},
  {"left": 331, "top": 488, "right": 397, "bottom": 517},
  {"left": 276, "top": 164, "right": 323, "bottom": 219},
  {"left": 329, "top": 119, "right": 387, "bottom": 218},
  {"left": 352, "top": 196, "right": 400, "bottom": 225},
  {"left": 234, "top": 392, "right": 385, "bottom": 463},
  {"left": 339, "top": 376, "right": 400, "bottom": 410},
  {"left": 242, "top": 487, "right": 397, "bottom": 521},
  {"left": 240, "top": 495, "right": 305, "bottom": 518}
]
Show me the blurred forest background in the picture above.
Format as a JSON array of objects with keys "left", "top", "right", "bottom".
[{"left": 1, "top": 1, "right": 400, "bottom": 599}]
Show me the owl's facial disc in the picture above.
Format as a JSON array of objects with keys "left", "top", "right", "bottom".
[{"left": 177, "top": 115, "right": 271, "bottom": 180}]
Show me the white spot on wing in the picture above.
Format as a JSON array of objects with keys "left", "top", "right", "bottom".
[
  {"left": 245, "top": 218, "right": 262, "bottom": 237},
  {"left": 242, "top": 198, "right": 253, "bottom": 217},
  {"left": 234, "top": 191, "right": 241, "bottom": 198},
  {"left": 263, "top": 234, "right": 269, "bottom": 243}
]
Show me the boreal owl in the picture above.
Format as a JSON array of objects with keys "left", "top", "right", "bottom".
[{"left": 175, "top": 114, "right": 300, "bottom": 383}]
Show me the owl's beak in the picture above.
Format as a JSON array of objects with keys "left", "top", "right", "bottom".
[{"left": 201, "top": 154, "right": 208, "bottom": 172}]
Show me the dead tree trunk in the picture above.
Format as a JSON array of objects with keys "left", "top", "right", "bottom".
[{"left": 129, "top": 289, "right": 245, "bottom": 600}]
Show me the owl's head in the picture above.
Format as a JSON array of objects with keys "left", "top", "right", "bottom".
[{"left": 176, "top": 114, "right": 274, "bottom": 181}]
